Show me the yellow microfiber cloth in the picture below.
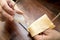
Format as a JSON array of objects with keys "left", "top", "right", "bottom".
[{"left": 28, "top": 14, "right": 55, "bottom": 37}]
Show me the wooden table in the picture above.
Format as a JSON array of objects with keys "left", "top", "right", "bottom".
[
  {"left": 13, "top": 0, "right": 60, "bottom": 40},
  {"left": 0, "top": 0, "right": 60, "bottom": 40}
]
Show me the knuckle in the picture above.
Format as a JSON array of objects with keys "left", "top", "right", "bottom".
[
  {"left": 1, "top": 0, "right": 6, "bottom": 8},
  {"left": 10, "top": 10, "right": 14, "bottom": 13},
  {"left": 2, "top": 4, "right": 6, "bottom": 9}
]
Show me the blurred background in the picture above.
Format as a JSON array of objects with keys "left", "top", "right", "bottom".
[{"left": 0, "top": 0, "right": 60, "bottom": 40}]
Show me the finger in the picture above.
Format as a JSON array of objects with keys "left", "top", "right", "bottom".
[
  {"left": 14, "top": 5, "right": 23, "bottom": 14},
  {"left": 7, "top": 0, "right": 15, "bottom": 9},
  {"left": 43, "top": 29, "right": 52, "bottom": 35},
  {"left": 34, "top": 34, "right": 50, "bottom": 40},
  {"left": 0, "top": 6, "right": 2, "bottom": 13},
  {"left": 44, "top": 29, "right": 60, "bottom": 36},
  {"left": 2, "top": 9, "right": 13, "bottom": 21},
  {"left": 0, "top": 6, "right": 2, "bottom": 21},
  {"left": 34, "top": 35, "right": 40, "bottom": 39},
  {"left": 7, "top": 0, "right": 23, "bottom": 15},
  {"left": 34, "top": 35, "right": 43, "bottom": 40},
  {"left": 8, "top": 0, "right": 23, "bottom": 16},
  {"left": 42, "top": 34, "right": 50, "bottom": 40},
  {"left": 0, "top": 0, "right": 15, "bottom": 15}
]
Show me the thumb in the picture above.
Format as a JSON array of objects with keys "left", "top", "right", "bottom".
[
  {"left": 33, "top": 35, "right": 43, "bottom": 40},
  {"left": 43, "top": 29, "right": 52, "bottom": 35},
  {"left": 33, "top": 34, "right": 49, "bottom": 40}
]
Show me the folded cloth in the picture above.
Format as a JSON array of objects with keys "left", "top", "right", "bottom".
[{"left": 28, "top": 14, "right": 55, "bottom": 37}]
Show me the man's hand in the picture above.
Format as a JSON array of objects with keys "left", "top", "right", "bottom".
[
  {"left": 0, "top": 0, "right": 22, "bottom": 21},
  {"left": 34, "top": 29, "right": 60, "bottom": 40}
]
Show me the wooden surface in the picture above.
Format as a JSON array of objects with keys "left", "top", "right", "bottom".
[
  {"left": 15, "top": 0, "right": 60, "bottom": 40},
  {"left": 0, "top": 0, "right": 60, "bottom": 40}
]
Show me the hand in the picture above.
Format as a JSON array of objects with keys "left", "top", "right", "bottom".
[
  {"left": 0, "top": 0, "right": 22, "bottom": 21},
  {"left": 34, "top": 29, "right": 60, "bottom": 40}
]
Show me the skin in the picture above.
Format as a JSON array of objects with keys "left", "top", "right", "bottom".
[
  {"left": 0, "top": 0, "right": 60, "bottom": 40},
  {"left": 34, "top": 29, "right": 60, "bottom": 40},
  {"left": 0, "top": 0, "right": 22, "bottom": 21},
  {"left": 0, "top": 0, "right": 23, "bottom": 40}
]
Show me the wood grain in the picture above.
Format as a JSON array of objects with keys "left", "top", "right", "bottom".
[{"left": 0, "top": 0, "right": 60, "bottom": 40}]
